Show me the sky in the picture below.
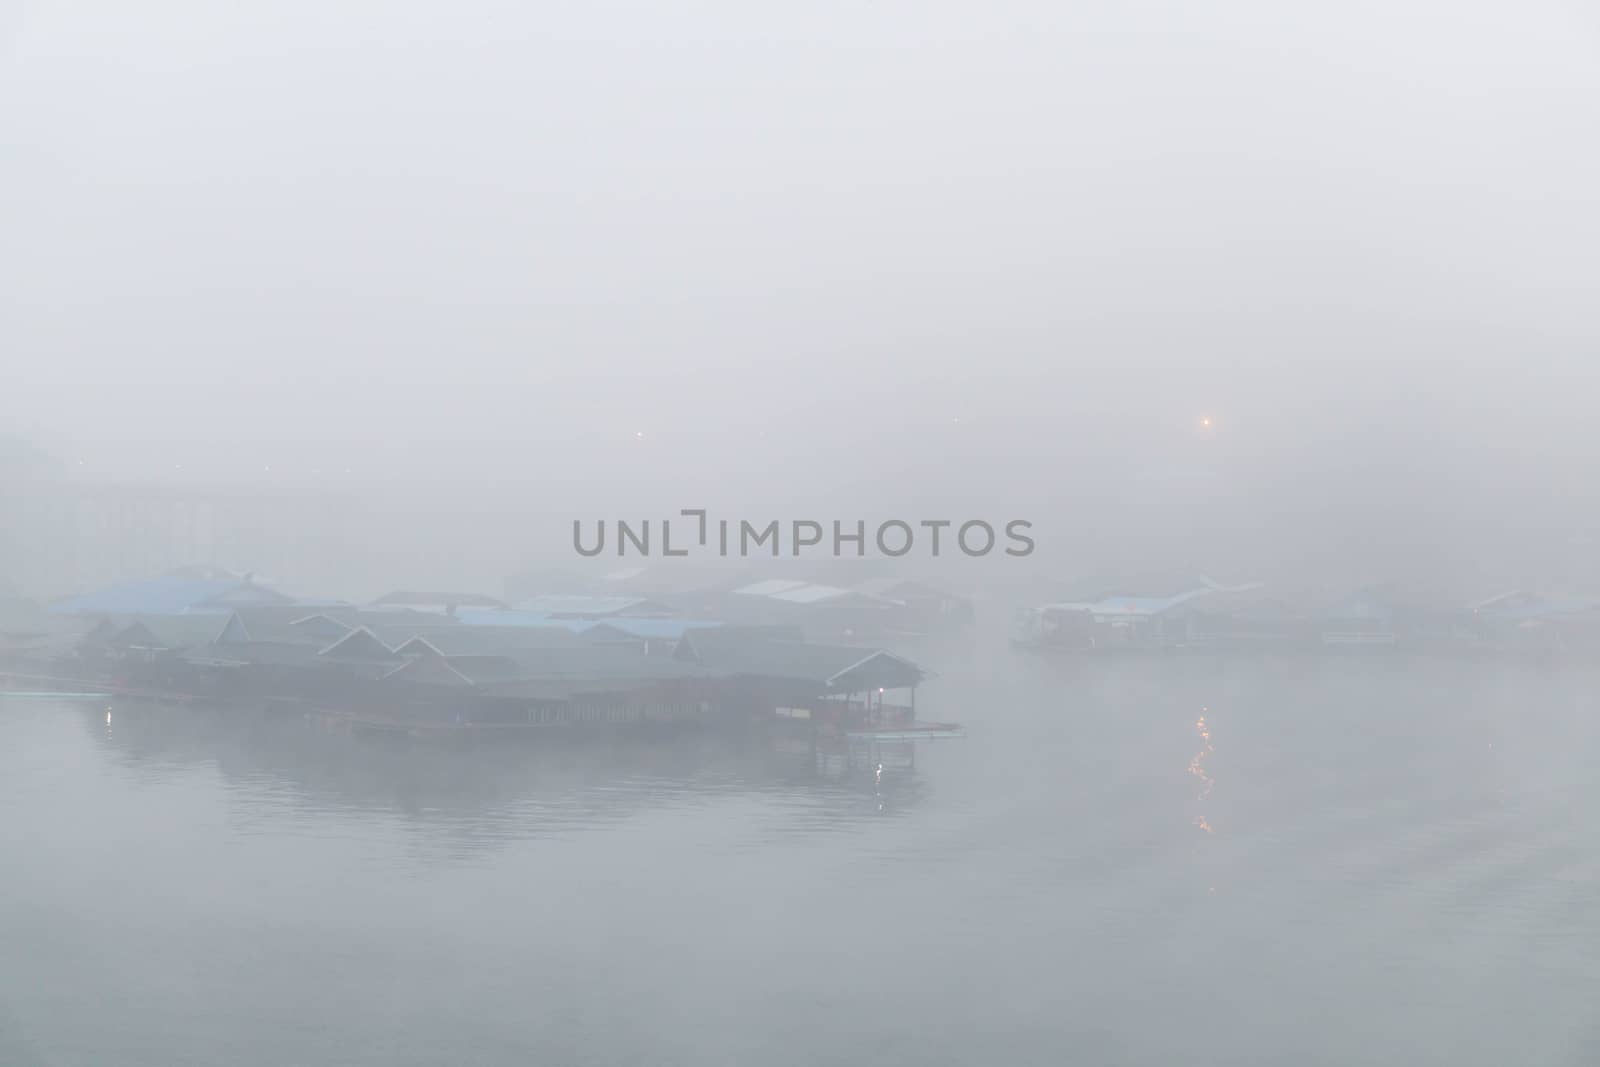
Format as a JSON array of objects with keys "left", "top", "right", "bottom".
[{"left": 3, "top": 0, "right": 1599, "bottom": 589}]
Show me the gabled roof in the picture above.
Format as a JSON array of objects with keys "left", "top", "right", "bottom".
[
  {"left": 204, "top": 607, "right": 360, "bottom": 647},
  {"left": 105, "top": 614, "right": 232, "bottom": 651},
  {"left": 217, "top": 613, "right": 253, "bottom": 645},
  {"left": 317, "top": 627, "right": 398, "bottom": 662},
  {"left": 289, "top": 613, "right": 354, "bottom": 640}
]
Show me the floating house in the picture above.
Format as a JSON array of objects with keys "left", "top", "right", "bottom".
[
  {"left": 1012, "top": 578, "right": 1249, "bottom": 651},
  {"left": 1461, "top": 590, "right": 1600, "bottom": 651},
  {"left": 8, "top": 575, "right": 951, "bottom": 760}
]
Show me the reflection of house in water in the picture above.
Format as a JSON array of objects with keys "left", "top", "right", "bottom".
[{"left": 80, "top": 698, "right": 926, "bottom": 853}]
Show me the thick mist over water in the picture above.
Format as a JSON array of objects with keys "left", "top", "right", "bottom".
[
  {"left": 5, "top": 5, "right": 1600, "bottom": 1065},
  {"left": 5, "top": 0, "right": 1600, "bottom": 596}
]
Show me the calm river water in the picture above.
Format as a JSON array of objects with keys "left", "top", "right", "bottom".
[{"left": 4, "top": 634, "right": 1599, "bottom": 1065}]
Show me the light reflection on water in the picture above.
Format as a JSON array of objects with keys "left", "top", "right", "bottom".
[{"left": 5, "top": 648, "right": 1600, "bottom": 1066}]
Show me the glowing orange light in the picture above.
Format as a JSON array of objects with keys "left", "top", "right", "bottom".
[{"left": 1190, "top": 712, "right": 1215, "bottom": 832}]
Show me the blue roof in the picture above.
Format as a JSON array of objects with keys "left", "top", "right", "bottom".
[{"left": 50, "top": 576, "right": 282, "bottom": 616}]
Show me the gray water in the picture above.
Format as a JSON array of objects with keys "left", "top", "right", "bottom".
[{"left": 4, "top": 639, "right": 1600, "bottom": 1065}]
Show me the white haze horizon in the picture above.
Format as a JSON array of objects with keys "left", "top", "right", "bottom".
[{"left": 4, "top": 0, "right": 1599, "bottom": 595}]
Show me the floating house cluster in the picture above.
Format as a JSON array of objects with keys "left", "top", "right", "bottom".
[
  {"left": 0, "top": 570, "right": 960, "bottom": 773},
  {"left": 1012, "top": 577, "right": 1600, "bottom": 654}
]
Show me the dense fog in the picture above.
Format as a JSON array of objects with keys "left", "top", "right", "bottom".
[{"left": 5, "top": 0, "right": 1599, "bottom": 598}]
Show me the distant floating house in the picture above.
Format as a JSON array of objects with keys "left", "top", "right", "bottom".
[
  {"left": 1014, "top": 587, "right": 1218, "bottom": 650},
  {"left": 1012, "top": 576, "right": 1264, "bottom": 650},
  {"left": 1464, "top": 590, "right": 1600, "bottom": 651},
  {"left": 1306, "top": 585, "right": 1468, "bottom": 650},
  {"left": 1166, "top": 587, "right": 1307, "bottom": 649},
  {"left": 670, "top": 577, "right": 965, "bottom": 643}
]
